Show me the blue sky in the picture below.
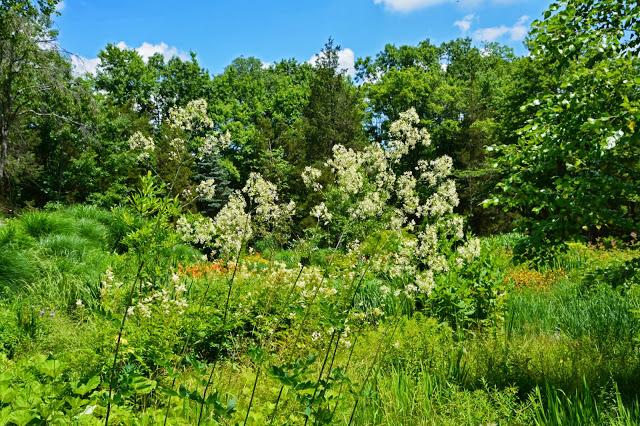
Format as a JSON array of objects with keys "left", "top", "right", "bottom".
[{"left": 57, "top": 0, "right": 553, "bottom": 76}]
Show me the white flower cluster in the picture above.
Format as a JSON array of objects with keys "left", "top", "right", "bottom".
[
  {"left": 416, "top": 155, "right": 453, "bottom": 187},
  {"left": 196, "top": 178, "right": 216, "bottom": 202},
  {"left": 168, "top": 138, "right": 186, "bottom": 161},
  {"left": 133, "top": 275, "right": 189, "bottom": 318},
  {"left": 168, "top": 99, "right": 213, "bottom": 131},
  {"left": 128, "top": 131, "right": 155, "bottom": 161},
  {"left": 456, "top": 237, "right": 481, "bottom": 266},
  {"left": 212, "top": 193, "right": 253, "bottom": 257},
  {"left": 301, "top": 166, "right": 323, "bottom": 192},
  {"left": 326, "top": 145, "right": 365, "bottom": 195},
  {"left": 243, "top": 172, "right": 296, "bottom": 237},
  {"left": 198, "top": 131, "right": 232, "bottom": 159},
  {"left": 311, "top": 202, "right": 332, "bottom": 225},
  {"left": 349, "top": 191, "right": 384, "bottom": 220},
  {"left": 419, "top": 180, "right": 459, "bottom": 217},
  {"left": 385, "top": 107, "right": 431, "bottom": 163},
  {"left": 396, "top": 172, "right": 419, "bottom": 214},
  {"left": 176, "top": 215, "right": 215, "bottom": 245}
]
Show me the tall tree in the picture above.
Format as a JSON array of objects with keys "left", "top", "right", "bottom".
[
  {"left": 0, "top": 0, "right": 62, "bottom": 187},
  {"left": 303, "top": 38, "right": 366, "bottom": 166},
  {"left": 490, "top": 0, "right": 640, "bottom": 261}
]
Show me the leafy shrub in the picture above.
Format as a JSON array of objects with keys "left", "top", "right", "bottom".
[
  {"left": 582, "top": 257, "right": 640, "bottom": 293},
  {"left": 429, "top": 242, "right": 510, "bottom": 329}
]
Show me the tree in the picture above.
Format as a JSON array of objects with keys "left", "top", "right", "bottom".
[
  {"left": 302, "top": 38, "right": 366, "bottom": 166},
  {"left": 0, "top": 0, "right": 62, "bottom": 188},
  {"left": 490, "top": 0, "right": 640, "bottom": 261},
  {"left": 357, "top": 38, "right": 517, "bottom": 234}
]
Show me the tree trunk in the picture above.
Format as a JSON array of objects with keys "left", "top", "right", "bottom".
[{"left": 0, "top": 123, "right": 7, "bottom": 181}]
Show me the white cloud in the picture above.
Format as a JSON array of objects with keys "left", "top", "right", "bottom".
[
  {"left": 118, "top": 41, "right": 189, "bottom": 62},
  {"left": 308, "top": 48, "right": 356, "bottom": 77},
  {"left": 70, "top": 55, "right": 100, "bottom": 76},
  {"left": 454, "top": 14, "right": 475, "bottom": 33},
  {"left": 70, "top": 41, "right": 188, "bottom": 76},
  {"left": 473, "top": 15, "right": 529, "bottom": 42},
  {"left": 509, "top": 15, "right": 530, "bottom": 40}
]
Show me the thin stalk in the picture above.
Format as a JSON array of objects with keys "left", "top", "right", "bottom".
[
  {"left": 105, "top": 259, "right": 145, "bottom": 425},
  {"left": 243, "top": 367, "right": 261, "bottom": 426},
  {"left": 329, "top": 334, "right": 359, "bottom": 420},
  {"left": 197, "top": 217, "right": 248, "bottom": 425},
  {"left": 304, "top": 330, "right": 337, "bottom": 426},
  {"left": 162, "top": 274, "right": 215, "bottom": 425},
  {"left": 269, "top": 233, "right": 346, "bottom": 423},
  {"left": 304, "top": 235, "right": 384, "bottom": 425},
  {"left": 347, "top": 316, "right": 401, "bottom": 425}
]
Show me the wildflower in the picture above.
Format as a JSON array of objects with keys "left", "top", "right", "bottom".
[
  {"left": 417, "top": 155, "right": 453, "bottom": 187},
  {"left": 396, "top": 172, "right": 419, "bottom": 214},
  {"left": 420, "top": 180, "right": 459, "bottom": 217},
  {"left": 311, "top": 331, "right": 322, "bottom": 342},
  {"left": 75, "top": 299, "right": 84, "bottom": 308},
  {"left": 196, "top": 178, "right": 216, "bottom": 202},
  {"left": 171, "top": 273, "right": 180, "bottom": 283},
  {"left": 326, "top": 144, "right": 364, "bottom": 194},
  {"left": 416, "top": 270, "right": 435, "bottom": 295},
  {"left": 168, "top": 99, "right": 213, "bottom": 131},
  {"left": 168, "top": 138, "right": 185, "bottom": 160},
  {"left": 213, "top": 192, "right": 252, "bottom": 256},
  {"left": 310, "top": 202, "right": 332, "bottom": 225},
  {"left": 137, "top": 303, "right": 151, "bottom": 318},
  {"left": 349, "top": 191, "right": 385, "bottom": 219},
  {"left": 198, "top": 131, "right": 231, "bottom": 159},
  {"left": 386, "top": 108, "right": 431, "bottom": 163},
  {"left": 128, "top": 131, "right": 155, "bottom": 161},
  {"left": 404, "top": 284, "right": 418, "bottom": 294},
  {"left": 301, "top": 166, "right": 323, "bottom": 191},
  {"left": 456, "top": 238, "right": 481, "bottom": 265},
  {"left": 243, "top": 173, "right": 295, "bottom": 230}
]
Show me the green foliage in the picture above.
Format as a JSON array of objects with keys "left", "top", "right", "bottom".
[
  {"left": 491, "top": 0, "right": 640, "bottom": 259},
  {"left": 429, "top": 239, "right": 510, "bottom": 329}
]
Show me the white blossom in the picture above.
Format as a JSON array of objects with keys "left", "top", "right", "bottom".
[
  {"left": 213, "top": 192, "right": 252, "bottom": 256},
  {"left": 168, "top": 99, "right": 213, "bottom": 131},
  {"left": 196, "top": 178, "right": 216, "bottom": 202},
  {"left": 456, "top": 237, "right": 481, "bottom": 265},
  {"left": 128, "top": 132, "right": 155, "bottom": 161},
  {"left": 311, "top": 202, "right": 332, "bottom": 225},
  {"left": 326, "top": 145, "right": 365, "bottom": 195},
  {"left": 385, "top": 108, "right": 431, "bottom": 163},
  {"left": 302, "top": 166, "right": 323, "bottom": 191}
]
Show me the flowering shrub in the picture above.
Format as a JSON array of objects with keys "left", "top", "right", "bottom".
[{"left": 302, "top": 108, "right": 480, "bottom": 306}]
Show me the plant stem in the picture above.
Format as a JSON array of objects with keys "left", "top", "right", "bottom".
[
  {"left": 304, "top": 330, "right": 337, "bottom": 425},
  {"left": 197, "top": 218, "right": 248, "bottom": 425},
  {"left": 347, "top": 316, "right": 401, "bottom": 426},
  {"left": 104, "top": 259, "right": 145, "bottom": 425},
  {"left": 243, "top": 367, "right": 261, "bottom": 425}
]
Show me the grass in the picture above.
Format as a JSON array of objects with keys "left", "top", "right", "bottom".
[{"left": 0, "top": 208, "right": 639, "bottom": 424}]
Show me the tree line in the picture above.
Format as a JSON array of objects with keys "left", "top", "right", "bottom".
[{"left": 1, "top": 0, "right": 638, "bottom": 259}]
